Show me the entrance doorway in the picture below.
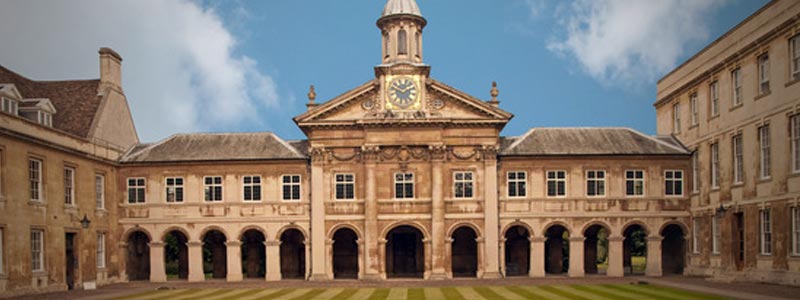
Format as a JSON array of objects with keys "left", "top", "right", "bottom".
[
  {"left": 545, "top": 225, "right": 569, "bottom": 275},
  {"left": 504, "top": 226, "right": 530, "bottom": 277},
  {"left": 280, "top": 229, "right": 306, "bottom": 279},
  {"left": 451, "top": 227, "right": 478, "bottom": 277},
  {"left": 386, "top": 226, "right": 424, "bottom": 278},
  {"left": 65, "top": 233, "right": 76, "bottom": 290},
  {"left": 126, "top": 231, "right": 150, "bottom": 281},
  {"left": 661, "top": 224, "right": 685, "bottom": 275},
  {"left": 332, "top": 228, "right": 359, "bottom": 279}
]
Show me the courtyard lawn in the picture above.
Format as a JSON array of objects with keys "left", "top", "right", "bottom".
[{"left": 110, "top": 283, "right": 728, "bottom": 300}]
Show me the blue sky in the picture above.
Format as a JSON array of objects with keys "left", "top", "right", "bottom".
[{"left": 0, "top": 0, "right": 768, "bottom": 142}]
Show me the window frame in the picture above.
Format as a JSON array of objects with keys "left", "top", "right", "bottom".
[
  {"left": 29, "top": 158, "right": 43, "bottom": 202},
  {"left": 732, "top": 68, "right": 742, "bottom": 107},
  {"left": 453, "top": 171, "right": 475, "bottom": 199},
  {"left": 711, "top": 143, "right": 720, "bottom": 189},
  {"left": 689, "top": 93, "right": 698, "bottom": 126},
  {"left": 204, "top": 176, "right": 223, "bottom": 202},
  {"left": 506, "top": 171, "right": 527, "bottom": 198},
  {"left": 64, "top": 166, "right": 75, "bottom": 206},
  {"left": 673, "top": 103, "right": 681, "bottom": 134},
  {"left": 334, "top": 173, "right": 356, "bottom": 200},
  {"left": 1, "top": 97, "right": 18, "bottom": 115},
  {"left": 624, "top": 170, "right": 645, "bottom": 197},
  {"left": 712, "top": 216, "right": 720, "bottom": 255},
  {"left": 793, "top": 206, "right": 800, "bottom": 256},
  {"left": 31, "top": 229, "right": 44, "bottom": 273},
  {"left": 242, "top": 175, "right": 262, "bottom": 202},
  {"left": 759, "top": 125, "right": 771, "bottom": 179},
  {"left": 585, "top": 170, "right": 606, "bottom": 197},
  {"left": 792, "top": 34, "right": 800, "bottom": 81},
  {"left": 282, "top": 175, "right": 302, "bottom": 201},
  {"left": 709, "top": 81, "right": 719, "bottom": 117},
  {"left": 692, "top": 218, "right": 700, "bottom": 254},
  {"left": 731, "top": 135, "right": 743, "bottom": 184},
  {"left": 664, "top": 170, "right": 684, "bottom": 197},
  {"left": 792, "top": 115, "right": 800, "bottom": 174},
  {"left": 96, "top": 233, "right": 106, "bottom": 269},
  {"left": 757, "top": 53, "right": 770, "bottom": 95},
  {"left": 394, "top": 172, "right": 415, "bottom": 200},
  {"left": 165, "top": 177, "right": 184, "bottom": 203},
  {"left": 546, "top": 170, "right": 567, "bottom": 198},
  {"left": 95, "top": 174, "right": 105, "bottom": 209},
  {"left": 127, "top": 177, "right": 146, "bottom": 204},
  {"left": 760, "top": 208, "right": 772, "bottom": 255},
  {"left": 692, "top": 151, "right": 700, "bottom": 193}
]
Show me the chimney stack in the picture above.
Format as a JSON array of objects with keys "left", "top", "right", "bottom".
[{"left": 98, "top": 47, "right": 123, "bottom": 92}]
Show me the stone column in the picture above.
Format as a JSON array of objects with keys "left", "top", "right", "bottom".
[
  {"left": 607, "top": 236, "right": 624, "bottom": 277},
  {"left": 430, "top": 156, "right": 447, "bottom": 279},
  {"left": 477, "top": 237, "right": 486, "bottom": 278},
  {"left": 357, "top": 240, "right": 365, "bottom": 279},
  {"left": 378, "top": 238, "right": 387, "bottom": 279},
  {"left": 149, "top": 242, "right": 167, "bottom": 283},
  {"left": 326, "top": 239, "right": 334, "bottom": 279},
  {"left": 309, "top": 149, "right": 327, "bottom": 281},
  {"left": 363, "top": 145, "right": 381, "bottom": 280},
  {"left": 531, "top": 237, "right": 546, "bottom": 277},
  {"left": 225, "top": 241, "right": 243, "bottom": 282},
  {"left": 265, "top": 240, "right": 281, "bottom": 281},
  {"left": 569, "top": 237, "right": 585, "bottom": 277},
  {"left": 424, "top": 238, "right": 433, "bottom": 279},
  {"left": 305, "top": 239, "right": 312, "bottom": 279},
  {"left": 646, "top": 236, "right": 663, "bottom": 277},
  {"left": 118, "top": 243, "right": 129, "bottom": 281},
  {"left": 498, "top": 238, "right": 506, "bottom": 277},
  {"left": 482, "top": 145, "right": 501, "bottom": 278},
  {"left": 187, "top": 241, "right": 205, "bottom": 282}
]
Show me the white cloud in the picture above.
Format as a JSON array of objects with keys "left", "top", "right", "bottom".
[
  {"left": 545, "top": 0, "right": 727, "bottom": 85},
  {"left": 0, "top": 0, "right": 280, "bottom": 142}
]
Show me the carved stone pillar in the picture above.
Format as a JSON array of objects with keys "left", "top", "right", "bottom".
[
  {"left": 430, "top": 145, "right": 447, "bottom": 279},
  {"left": 265, "top": 240, "right": 281, "bottom": 281},
  {"left": 357, "top": 239, "right": 365, "bottom": 279},
  {"left": 187, "top": 241, "right": 205, "bottom": 282},
  {"left": 531, "top": 237, "right": 546, "bottom": 277},
  {"left": 363, "top": 145, "right": 381, "bottom": 280},
  {"left": 309, "top": 147, "right": 327, "bottom": 281},
  {"left": 607, "top": 236, "right": 625, "bottom": 277},
  {"left": 482, "top": 145, "right": 502, "bottom": 278},
  {"left": 149, "top": 241, "right": 167, "bottom": 283},
  {"left": 646, "top": 236, "right": 663, "bottom": 277},
  {"left": 225, "top": 241, "right": 243, "bottom": 282},
  {"left": 568, "top": 237, "right": 585, "bottom": 277}
]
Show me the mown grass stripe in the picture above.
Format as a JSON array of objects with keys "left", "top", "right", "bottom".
[
  {"left": 330, "top": 288, "right": 359, "bottom": 300},
  {"left": 149, "top": 289, "right": 204, "bottom": 300},
  {"left": 386, "top": 288, "right": 407, "bottom": 300},
  {"left": 425, "top": 288, "right": 445, "bottom": 300},
  {"left": 539, "top": 286, "right": 593, "bottom": 300},
  {"left": 367, "top": 288, "right": 391, "bottom": 300},
  {"left": 643, "top": 285, "right": 726, "bottom": 300},
  {"left": 176, "top": 289, "right": 233, "bottom": 300},
  {"left": 214, "top": 289, "right": 265, "bottom": 300},
  {"left": 111, "top": 289, "right": 172, "bottom": 300},
  {"left": 506, "top": 286, "right": 547, "bottom": 300},
  {"left": 603, "top": 285, "right": 680, "bottom": 300},
  {"left": 573, "top": 285, "right": 638, "bottom": 300},
  {"left": 407, "top": 288, "right": 425, "bottom": 300},
  {"left": 289, "top": 289, "right": 326, "bottom": 300},
  {"left": 441, "top": 287, "right": 465, "bottom": 300},
  {"left": 588, "top": 285, "right": 661, "bottom": 300},
  {"left": 252, "top": 288, "right": 295, "bottom": 300},
  {"left": 473, "top": 287, "right": 506, "bottom": 300}
]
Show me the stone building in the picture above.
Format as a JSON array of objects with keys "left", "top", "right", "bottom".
[
  {"left": 655, "top": 0, "right": 800, "bottom": 285},
  {"left": 0, "top": 0, "right": 795, "bottom": 298}
]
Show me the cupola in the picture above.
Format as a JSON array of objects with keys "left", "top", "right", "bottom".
[{"left": 377, "top": 0, "right": 426, "bottom": 65}]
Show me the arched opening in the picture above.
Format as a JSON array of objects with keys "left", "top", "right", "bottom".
[
  {"left": 504, "top": 226, "right": 529, "bottom": 277},
  {"left": 623, "top": 224, "right": 648, "bottom": 275},
  {"left": 332, "top": 228, "right": 359, "bottom": 279},
  {"left": 163, "top": 230, "right": 188, "bottom": 280},
  {"left": 126, "top": 231, "right": 150, "bottom": 281},
  {"left": 280, "top": 229, "right": 306, "bottom": 279},
  {"left": 202, "top": 230, "right": 227, "bottom": 279},
  {"left": 451, "top": 227, "right": 478, "bottom": 278},
  {"left": 545, "top": 225, "right": 569, "bottom": 275},
  {"left": 240, "top": 230, "right": 266, "bottom": 279},
  {"left": 397, "top": 29, "right": 408, "bottom": 55},
  {"left": 583, "top": 225, "right": 608, "bottom": 275},
  {"left": 386, "top": 225, "right": 424, "bottom": 278},
  {"left": 661, "top": 224, "right": 686, "bottom": 275}
]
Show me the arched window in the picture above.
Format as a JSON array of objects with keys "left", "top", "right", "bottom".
[
  {"left": 398, "top": 29, "right": 408, "bottom": 55},
  {"left": 384, "top": 32, "right": 390, "bottom": 58},
  {"left": 415, "top": 32, "right": 421, "bottom": 57}
]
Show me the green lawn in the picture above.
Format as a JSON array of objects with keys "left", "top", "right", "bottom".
[{"left": 111, "top": 283, "right": 728, "bottom": 300}]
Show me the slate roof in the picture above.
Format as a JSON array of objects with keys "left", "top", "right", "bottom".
[
  {"left": 0, "top": 65, "right": 101, "bottom": 138},
  {"left": 382, "top": 0, "right": 422, "bottom": 17},
  {"left": 500, "top": 128, "right": 690, "bottom": 156},
  {"left": 121, "top": 133, "right": 307, "bottom": 163}
]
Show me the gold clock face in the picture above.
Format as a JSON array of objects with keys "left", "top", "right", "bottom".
[{"left": 387, "top": 77, "right": 418, "bottom": 109}]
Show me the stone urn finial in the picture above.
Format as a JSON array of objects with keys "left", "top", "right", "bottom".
[{"left": 489, "top": 81, "right": 500, "bottom": 107}]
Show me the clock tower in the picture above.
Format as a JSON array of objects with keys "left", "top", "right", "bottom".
[{"left": 376, "top": 0, "right": 429, "bottom": 113}]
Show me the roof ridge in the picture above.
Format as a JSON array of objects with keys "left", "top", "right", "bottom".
[
  {"left": 623, "top": 128, "right": 688, "bottom": 153},
  {"left": 506, "top": 128, "right": 536, "bottom": 151},
  {"left": 267, "top": 132, "right": 306, "bottom": 159},
  {"left": 0, "top": 65, "right": 99, "bottom": 83}
]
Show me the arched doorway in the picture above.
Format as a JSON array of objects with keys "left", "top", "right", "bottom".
[
  {"left": 623, "top": 224, "right": 647, "bottom": 275},
  {"left": 126, "top": 231, "right": 150, "bottom": 281},
  {"left": 280, "top": 229, "right": 306, "bottom": 279},
  {"left": 202, "top": 230, "right": 227, "bottom": 279},
  {"left": 661, "top": 224, "right": 685, "bottom": 275},
  {"left": 386, "top": 226, "right": 424, "bottom": 278},
  {"left": 332, "top": 228, "right": 359, "bottom": 279},
  {"left": 504, "top": 226, "right": 530, "bottom": 277},
  {"left": 545, "top": 225, "right": 569, "bottom": 275},
  {"left": 583, "top": 225, "right": 608, "bottom": 275},
  {"left": 241, "top": 229, "right": 266, "bottom": 279},
  {"left": 164, "top": 230, "right": 188, "bottom": 280},
  {"left": 451, "top": 227, "right": 478, "bottom": 278}
]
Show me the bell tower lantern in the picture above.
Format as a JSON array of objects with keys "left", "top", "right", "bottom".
[{"left": 377, "top": 0, "right": 426, "bottom": 65}]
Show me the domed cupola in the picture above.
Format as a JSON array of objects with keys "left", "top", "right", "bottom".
[{"left": 377, "top": 0, "right": 427, "bottom": 65}]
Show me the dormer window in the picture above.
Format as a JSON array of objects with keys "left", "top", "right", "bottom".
[
  {"left": 19, "top": 98, "right": 56, "bottom": 127},
  {"left": 1, "top": 97, "right": 18, "bottom": 115},
  {"left": 38, "top": 111, "right": 52, "bottom": 127}
]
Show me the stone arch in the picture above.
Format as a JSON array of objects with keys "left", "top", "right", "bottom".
[
  {"left": 162, "top": 228, "right": 190, "bottom": 280},
  {"left": 450, "top": 226, "right": 479, "bottom": 278},
  {"left": 544, "top": 223, "right": 571, "bottom": 274},
  {"left": 579, "top": 220, "right": 611, "bottom": 236},
  {"left": 276, "top": 224, "right": 309, "bottom": 242},
  {"left": 501, "top": 221, "right": 534, "bottom": 238},
  {"left": 661, "top": 223, "right": 687, "bottom": 275},
  {"left": 541, "top": 221, "right": 573, "bottom": 237},
  {"left": 199, "top": 225, "right": 230, "bottom": 241},
  {"left": 659, "top": 221, "right": 688, "bottom": 237},
  {"left": 125, "top": 230, "right": 151, "bottom": 281},
  {"left": 159, "top": 226, "right": 192, "bottom": 242},
  {"left": 503, "top": 225, "right": 530, "bottom": 277},
  {"left": 123, "top": 227, "right": 153, "bottom": 243},
  {"left": 238, "top": 225, "right": 268, "bottom": 241},
  {"left": 327, "top": 223, "right": 363, "bottom": 241},
  {"left": 622, "top": 221, "right": 649, "bottom": 275},
  {"left": 201, "top": 229, "right": 228, "bottom": 279},
  {"left": 240, "top": 228, "right": 266, "bottom": 279},
  {"left": 381, "top": 221, "right": 430, "bottom": 241},
  {"left": 582, "top": 222, "right": 611, "bottom": 275},
  {"left": 447, "top": 221, "right": 483, "bottom": 239},
  {"left": 385, "top": 225, "right": 426, "bottom": 278},
  {"left": 332, "top": 227, "right": 359, "bottom": 279},
  {"left": 621, "top": 220, "right": 650, "bottom": 237},
  {"left": 279, "top": 227, "right": 307, "bottom": 279}
]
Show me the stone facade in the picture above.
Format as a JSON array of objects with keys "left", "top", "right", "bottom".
[{"left": 655, "top": 0, "right": 800, "bottom": 286}]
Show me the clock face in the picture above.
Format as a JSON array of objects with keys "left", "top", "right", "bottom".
[{"left": 387, "top": 77, "right": 418, "bottom": 108}]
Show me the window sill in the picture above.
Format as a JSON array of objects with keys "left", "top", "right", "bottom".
[
  {"left": 785, "top": 77, "right": 800, "bottom": 88},
  {"left": 689, "top": 124, "right": 699, "bottom": 130},
  {"left": 710, "top": 187, "right": 720, "bottom": 192},
  {"left": 788, "top": 171, "right": 800, "bottom": 179},
  {"left": 711, "top": 252, "right": 721, "bottom": 256},
  {"left": 708, "top": 114, "right": 720, "bottom": 121},
  {"left": 28, "top": 200, "right": 46, "bottom": 207},
  {"left": 754, "top": 91, "right": 771, "bottom": 101},
  {"left": 731, "top": 182, "right": 744, "bottom": 188},
  {"left": 758, "top": 177, "right": 773, "bottom": 184},
  {"left": 691, "top": 191, "right": 700, "bottom": 196},
  {"left": 729, "top": 103, "right": 744, "bottom": 112}
]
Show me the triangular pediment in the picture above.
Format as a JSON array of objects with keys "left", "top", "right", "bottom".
[{"left": 294, "top": 77, "right": 513, "bottom": 128}]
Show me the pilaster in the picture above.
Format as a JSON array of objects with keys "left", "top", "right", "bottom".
[
  {"left": 363, "top": 145, "right": 381, "bottom": 280},
  {"left": 309, "top": 148, "right": 327, "bottom": 281},
  {"left": 482, "top": 145, "right": 501, "bottom": 278},
  {"left": 646, "top": 236, "right": 664, "bottom": 277},
  {"left": 568, "top": 237, "right": 585, "bottom": 277},
  {"left": 531, "top": 237, "right": 546, "bottom": 277},
  {"left": 187, "top": 241, "right": 205, "bottom": 282},
  {"left": 265, "top": 240, "right": 282, "bottom": 281},
  {"left": 225, "top": 241, "right": 243, "bottom": 282},
  {"left": 149, "top": 242, "right": 167, "bottom": 283},
  {"left": 430, "top": 146, "right": 447, "bottom": 279},
  {"left": 607, "top": 236, "right": 625, "bottom": 277}
]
